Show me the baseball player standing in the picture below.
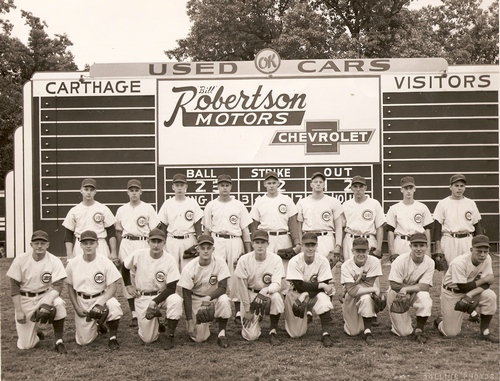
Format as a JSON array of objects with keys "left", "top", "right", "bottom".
[
  {"left": 65, "top": 230, "right": 123, "bottom": 350},
  {"left": 7, "top": 230, "right": 68, "bottom": 352},
  {"left": 178, "top": 235, "right": 232, "bottom": 348},
  {"left": 234, "top": 230, "right": 285, "bottom": 345},
  {"left": 62, "top": 178, "right": 118, "bottom": 264},
  {"left": 340, "top": 237, "right": 383, "bottom": 345},
  {"left": 250, "top": 170, "right": 301, "bottom": 293},
  {"left": 386, "top": 176, "right": 433, "bottom": 257},
  {"left": 115, "top": 179, "right": 160, "bottom": 327},
  {"left": 157, "top": 173, "right": 203, "bottom": 270},
  {"left": 121, "top": 228, "right": 183, "bottom": 348},
  {"left": 435, "top": 235, "right": 498, "bottom": 342},
  {"left": 284, "top": 233, "right": 335, "bottom": 347},
  {"left": 387, "top": 233, "right": 435, "bottom": 344},
  {"left": 341, "top": 176, "right": 385, "bottom": 261},
  {"left": 296, "top": 172, "right": 343, "bottom": 259},
  {"left": 203, "top": 174, "right": 252, "bottom": 323}
]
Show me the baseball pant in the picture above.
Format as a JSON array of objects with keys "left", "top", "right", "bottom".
[
  {"left": 268, "top": 234, "right": 293, "bottom": 294},
  {"left": 135, "top": 293, "right": 183, "bottom": 343},
  {"left": 240, "top": 290, "right": 284, "bottom": 342},
  {"left": 187, "top": 294, "right": 232, "bottom": 343},
  {"left": 438, "top": 288, "right": 497, "bottom": 337},
  {"left": 15, "top": 294, "right": 66, "bottom": 350},
  {"left": 212, "top": 235, "right": 244, "bottom": 301},
  {"left": 441, "top": 235, "right": 473, "bottom": 264},
  {"left": 387, "top": 289, "right": 432, "bottom": 336},
  {"left": 284, "top": 290, "right": 333, "bottom": 338},
  {"left": 393, "top": 236, "right": 411, "bottom": 256},
  {"left": 316, "top": 233, "right": 336, "bottom": 258},
  {"left": 166, "top": 234, "right": 198, "bottom": 271},
  {"left": 342, "top": 293, "right": 376, "bottom": 336}
]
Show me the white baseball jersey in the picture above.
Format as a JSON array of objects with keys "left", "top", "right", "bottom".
[
  {"left": 388, "top": 252, "right": 434, "bottom": 287},
  {"left": 234, "top": 251, "right": 284, "bottom": 290},
  {"left": 342, "top": 196, "right": 386, "bottom": 235},
  {"left": 115, "top": 201, "right": 159, "bottom": 237},
  {"left": 7, "top": 251, "right": 67, "bottom": 292},
  {"left": 433, "top": 196, "right": 481, "bottom": 234},
  {"left": 123, "top": 248, "right": 180, "bottom": 291},
  {"left": 178, "top": 255, "right": 231, "bottom": 295},
  {"left": 63, "top": 201, "right": 116, "bottom": 239},
  {"left": 296, "top": 195, "right": 343, "bottom": 232},
  {"left": 203, "top": 197, "right": 252, "bottom": 236},
  {"left": 250, "top": 193, "right": 297, "bottom": 231},
  {"left": 340, "top": 256, "right": 382, "bottom": 286},
  {"left": 386, "top": 200, "right": 433, "bottom": 235},
  {"left": 442, "top": 253, "right": 493, "bottom": 287},
  {"left": 287, "top": 253, "right": 333, "bottom": 284},
  {"left": 157, "top": 197, "right": 203, "bottom": 235},
  {"left": 66, "top": 255, "right": 122, "bottom": 294}
]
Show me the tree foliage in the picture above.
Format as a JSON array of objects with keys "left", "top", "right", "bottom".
[
  {"left": 166, "top": 0, "right": 498, "bottom": 64},
  {"left": 0, "top": 0, "right": 77, "bottom": 187}
]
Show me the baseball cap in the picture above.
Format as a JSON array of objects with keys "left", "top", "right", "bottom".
[
  {"left": 217, "top": 174, "right": 232, "bottom": 184},
  {"left": 352, "top": 237, "right": 369, "bottom": 250},
  {"left": 264, "top": 171, "right": 279, "bottom": 181},
  {"left": 450, "top": 173, "right": 467, "bottom": 184},
  {"left": 172, "top": 173, "right": 187, "bottom": 183},
  {"left": 80, "top": 230, "right": 98, "bottom": 241},
  {"left": 400, "top": 176, "right": 415, "bottom": 187},
  {"left": 31, "top": 230, "right": 49, "bottom": 242},
  {"left": 149, "top": 228, "right": 166, "bottom": 241},
  {"left": 198, "top": 234, "right": 214, "bottom": 245},
  {"left": 472, "top": 235, "right": 490, "bottom": 248},
  {"left": 302, "top": 232, "right": 318, "bottom": 244},
  {"left": 310, "top": 172, "right": 326, "bottom": 181},
  {"left": 81, "top": 178, "right": 97, "bottom": 188},
  {"left": 252, "top": 229, "right": 269, "bottom": 242},
  {"left": 127, "top": 179, "right": 142, "bottom": 189},
  {"left": 409, "top": 233, "right": 427, "bottom": 243},
  {"left": 351, "top": 175, "right": 366, "bottom": 186}
]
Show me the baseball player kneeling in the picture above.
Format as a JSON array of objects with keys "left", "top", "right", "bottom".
[
  {"left": 66, "top": 230, "right": 123, "bottom": 350},
  {"left": 340, "top": 237, "right": 383, "bottom": 345},
  {"left": 234, "top": 230, "right": 285, "bottom": 345},
  {"left": 435, "top": 235, "right": 498, "bottom": 342},
  {"left": 387, "top": 233, "right": 434, "bottom": 344},
  {"left": 121, "top": 228, "right": 183, "bottom": 349},
  {"left": 7, "top": 230, "right": 68, "bottom": 352},
  {"left": 178, "top": 235, "right": 232, "bottom": 348},
  {"left": 284, "top": 233, "right": 335, "bottom": 347}
]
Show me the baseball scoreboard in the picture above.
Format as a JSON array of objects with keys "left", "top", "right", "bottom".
[{"left": 4, "top": 53, "right": 498, "bottom": 256}]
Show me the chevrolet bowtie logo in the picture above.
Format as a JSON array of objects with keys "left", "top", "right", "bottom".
[{"left": 270, "top": 121, "right": 374, "bottom": 154}]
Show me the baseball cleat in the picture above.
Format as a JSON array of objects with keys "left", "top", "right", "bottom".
[
  {"left": 321, "top": 334, "right": 333, "bottom": 347},
  {"left": 234, "top": 315, "right": 242, "bottom": 325},
  {"left": 217, "top": 336, "right": 229, "bottom": 348},
  {"left": 97, "top": 323, "right": 108, "bottom": 335},
  {"left": 269, "top": 332, "right": 281, "bottom": 346},
  {"left": 55, "top": 342, "right": 67, "bottom": 354},
  {"left": 433, "top": 317, "right": 443, "bottom": 334},
  {"left": 468, "top": 314, "right": 480, "bottom": 324},
  {"left": 164, "top": 335, "right": 175, "bottom": 350},
  {"left": 158, "top": 322, "right": 166, "bottom": 333},
  {"left": 130, "top": 317, "right": 138, "bottom": 327},
  {"left": 479, "top": 333, "right": 499, "bottom": 343},
  {"left": 37, "top": 330, "right": 45, "bottom": 340},
  {"left": 363, "top": 332, "right": 374, "bottom": 345},
  {"left": 108, "top": 338, "right": 120, "bottom": 350},
  {"left": 307, "top": 312, "right": 313, "bottom": 324},
  {"left": 413, "top": 329, "right": 427, "bottom": 344}
]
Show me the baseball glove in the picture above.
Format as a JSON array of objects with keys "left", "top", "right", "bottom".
[
  {"left": 183, "top": 245, "right": 199, "bottom": 259},
  {"left": 195, "top": 301, "right": 215, "bottom": 324},
  {"left": 454, "top": 295, "right": 479, "bottom": 314},
  {"left": 86, "top": 304, "right": 109, "bottom": 326},
  {"left": 371, "top": 293, "right": 387, "bottom": 313},
  {"left": 30, "top": 303, "right": 56, "bottom": 324},
  {"left": 390, "top": 293, "right": 411, "bottom": 314},
  {"left": 327, "top": 251, "right": 343, "bottom": 268},
  {"left": 431, "top": 252, "right": 448, "bottom": 272},
  {"left": 277, "top": 247, "right": 298, "bottom": 260},
  {"left": 249, "top": 293, "right": 271, "bottom": 316},
  {"left": 369, "top": 247, "right": 382, "bottom": 259},
  {"left": 145, "top": 305, "right": 162, "bottom": 320},
  {"left": 292, "top": 298, "right": 308, "bottom": 318},
  {"left": 389, "top": 253, "right": 400, "bottom": 263}
]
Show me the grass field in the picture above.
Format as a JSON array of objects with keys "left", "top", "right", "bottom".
[{"left": 1, "top": 254, "right": 498, "bottom": 381}]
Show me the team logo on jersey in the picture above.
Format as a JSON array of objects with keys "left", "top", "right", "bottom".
[
  {"left": 361, "top": 270, "right": 367, "bottom": 281},
  {"left": 475, "top": 272, "right": 482, "bottom": 281},
  {"left": 362, "top": 210, "right": 373, "bottom": 221},
  {"left": 209, "top": 275, "right": 218, "bottom": 285},
  {"left": 414, "top": 213, "right": 423, "bottom": 224},
  {"left": 155, "top": 271, "right": 166, "bottom": 282},
  {"left": 93, "top": 212, "right": 104, "bottom": 223},
  {"left": 137, "top": 216, "right": 147, "bottom": 227},
  {"left": 278, "top": 204, "right": 287, "bottom": 214},
  {"left": 41, "top": 272, "right": 52, "bottom": 284},
  {"left": 465, "top": 211, "right": 472, "bottom": 221},
  {"left": 185, "top": 210, "right": 194, "bottom": 221},
  {"left": 322, "top": 211, "right": 332, "bottom": 221},
  {"left": 94, "top": 272, "right": 105, "bottom": 284},
  {"left": 310, "top": 274, "right": 318, "bottom": 283},
  {"left": 229, "top": 214, "right": 239, "bottom": 225},
  {"left": 262, "top": 273, "right": 272, "bottom": 284}
]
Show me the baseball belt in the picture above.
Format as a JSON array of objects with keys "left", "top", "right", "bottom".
[
  {"left": 304, "top": 231, "right": 331, "bottom": 237},
  {"left": 214, "top": 233, "right": 238, "bottom": 239},
  {"left": 77, "top": 291, "right": 105, "bottom": 300},
  {"left": 447, "top": 233, "right": 472, "bottom": 238},
  {"left": 347, "top": 233, "right": 373, "bottom": 239},
  {"left": 168, "top": 233, "right": 193, "bottom": 239},
  {"left": 443, "top": 285, "right": 463, "bottom": 294},
  {"left": 123, "top": 235, "right": 147, "bottom": 241},
  {"left": 139, "top": 290, "right": 161, "bottom": 296},
  {"left": 397, "top": 235, "right": 411, "bottom": 240},
  {"left": 248, "top": 288, "right": 262, "bottom": 293},
  {"left": 268, "top": 231, "right": 288, "bottom": 236},
  {"left": 20, "top": 289, "right": 47, "bottom": 297}
]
